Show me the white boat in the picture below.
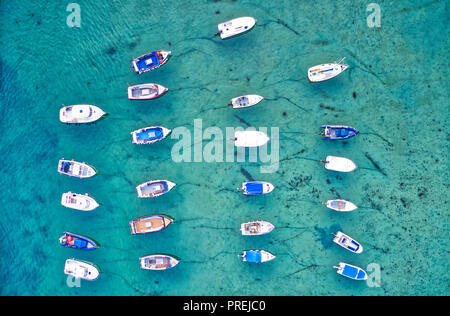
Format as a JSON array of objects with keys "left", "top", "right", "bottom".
[
  {"left": 332, "top": 231, "right": 363, "bottom": 254},
  {"left": 241, "top": 221, "right": 275, "bottom": 236},
  {"left": 308, "top": 57, "right": 349, "bottom": 82},
  {"left": 239, "top": 250, "right": 275, "bottom": 263},
  {"left": 139, "top": 254, "right": 180, "bottom": 270},
  {"left": 131, "top": 126, "right": 171, "bottom": 144},
  {"left": 334, "top": 262, "right": 367, "bottom": 281},
  {"left": 324, "top": 156, "right": 357, "bottom": 172},
  {"left": 59, "top": 105, "right": 106, "bottom": 124},
  {"left": 136, "top": 180, "right": 176, "bottom": 198},
  {"left": 57, "top": 159, "right": 97, "bottom": 178},
  {"left": 231, "top": 95, "right": 264, "bottom": 109},
  {"left": 240, "top": 181, "right": 275, "bottom": 195},
  {"left": 325, "top": 199, "right": 358, "bottom": 212},
  {"left": 234, "top": 131, "right": 270, "bottom": 147},
  {"left": 127, "top": 83, "right": 168, "bottom": 100},
  {"left": 218, "top": 17, "right": 257, "bottom": 40},
  {"left": 61, "top": 192, "right": 100, "bottom": 211},
  {"left": 64, "top": 258, "right": 100, "bottom": 281}
]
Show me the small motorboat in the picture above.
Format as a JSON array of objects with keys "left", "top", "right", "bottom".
[
  {"left": 61, "top": 192, "right": 100, "bottom": 211},
  {"left": 325, "top": 199, "right": 358, "bottom": 212},
  {"left": 59, "top": 232, "right": 99, "bottom": 250},
  {"left": 321, "top": 125, "right": 359, "bottom": 140},
  {"left": 231, "top": 95, "right": 264, "bottom": 109},
  {"left": 58, "top": 159, "right": 97, "bottom": 178},
  {"left": 239, "top": 181, "right": 274, "bottom": 195},
  {"left": 234, "top": 131, "right": 270, "bottom": 147},
  {"left": 127, "top": 83, "right": 168, "bottom": 100},
  {"left": 333, "top": 262, "right": 367, "bottom": 281},
  {"left": 131, "top": 126, "right": 171, "bottom": 144},
  {"left": 239, "top": 250, "right": 275, "bottom": 263},
  {"left": 332, "top": 231, "right": 363, "bottom": 254},
  {"left": 308, "top": 57, "right": 349, "bottom": 82},
  {"left": 241, "top": 221, "right": 275, "bottom": 236},
  {"left": 59, "top": 104, "right": 106, "bottom": 124},
  {"left": 323, "top": 156, "right": 357, "bottom": 172},
  {"left": 132, "top": 50, "right": 171, "bottom": 74},
  {"left": 136, "top": 180, "right": 176, "bottom": 198},
  {"left": 217, "top": 17, "right": 257, "bottom": 40},
  {"left": 130, "top": 214, "right": 174, "bottom": 235},
  {"left": 139, "top": 254, "right": 180, "bottom": 270},
  {"left": 64, "top": 258, "right": 100, "bottom": 281}
]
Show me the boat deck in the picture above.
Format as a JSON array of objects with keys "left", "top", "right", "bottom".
[{"left": 133, "top": 217, "right": 165, "bottom": 233}]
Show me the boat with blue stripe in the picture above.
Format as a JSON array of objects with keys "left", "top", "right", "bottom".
[
  {"left": 239, "top": 181, "right": 274, "bottom": 195},
  {"left": 59, "top": 232, "right": 99, "bottom": 250},
  {"left": 332, "top": 231, "right": 363, "bottom": 254},
  {"left": 132, "top": 50, "right": 171, "bottom": 74},
  {"left": 131, "top": 126, "right": 171, "bottom": 144},
  {"left": 334, "top": 262, "right": 367, "bottom": 280},
  {"left": 321, "top": 125, "right": 359, "bottom": 140},
  {"left": 308, "top": 57, "right": 348, "bottom": 82},
  {"left": 239, "top": 250, "right": 275, "bottom": 263}
]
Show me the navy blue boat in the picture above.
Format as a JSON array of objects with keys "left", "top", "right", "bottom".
[
  {"left": 132, "top": 50, "right": 171, "bottom": 74},
  {"left": 59, "top": 232, "right": 99, "bottom": 251},
  {"left": 321, "top": 125, "right": 359, "bottom": 140}
]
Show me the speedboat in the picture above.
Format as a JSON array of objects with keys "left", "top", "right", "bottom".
[
  {"left": 241, "top": 221, "right": 274, "bottom": 236},
  {"left": 57, "top": 159, "right": 97, "bottom": 178},
  {"left": 332, "top": 231, "right": 363, "bottom": 254},
  {"left": 127, "top": 83, "right": 168, "bottom": 100},
  {"left": 136, "top": 180, "right": 176, "bottom": 198},
  {"left": 59, "top": 232, "right": 99, "bottom": 250},
  {"left": 231, "top": 95, "right": 264, "bottom": 109},
  {"left": 131, "top": 126, "right": 171, "bottom": 144},
  {"left": 130, "top": 214, "right": 174, "bottom": 235},
  {"left": 61, "top": 192, "right": 100, "bottom": 211},
  {"left": 218, "top": 17, "right": 257, "bottom": 40},
  {"left": 132, "top": 50, "right": 171, "bottom": 74},
  {"left": 234, "top": 131, "right": 270, "bottom": 147},
  {"left": 323, "top": 156, "right": 357, "bottom": 172},
  {"left": 333, "top": 262, "right": 367, "bottom": 280},
  {"left": 308, "top": 57, "right": 349, "bottom": 82},
  {"left": 64, "top": 258, "right": 100, "bottom": 281},
  {"left": 239, "top": 181, "right": 274, "bottom": 195},
  {"left": 325, "top": 199, "right": 358, "bottom": 212},
  {"left": 139, "top": 254, "right": 180, "bottom": 270},
  {"left": 238, "top": 250, "right": 275, "bottom": 263},
  {"left": 321, "top": 125, "right": 359, "bottom": 140},
  {"left": 59, "top": 104, "right": 106, "bottom": 124}
]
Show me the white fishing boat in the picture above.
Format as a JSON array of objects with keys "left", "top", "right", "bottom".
[
  {"left": 325, "top": 199, "right": 358, "bottom": 212},
  {"left": 61, "top": 192, "right": 100, "bottom": 211},
  {"left": 334, "top": 262, "right": 367, "bottom": 281},
  {"left": 239, "top": 250, "right": 275, "bottom": 263},
  {"left": 136, "top": 180, "right": 176, "bottom": 198},
  {"left": 234, "top": 131, "right": 270, "bottom": 147},
  {"left": 64, "top": 258, "right": 100, "bottom": 281},
  {"left": 323, "top": 156, "right": 357, "bottom": 172},
  {"left": 332, "top": 231, "right": 363, "bottom": 254},
  {"left": 59, "top": 105, "right": 106, "bottom": 124},
  {"left": 131, "top": 126, "right": 171, "bottom": 144},
  {"left": 217, "top": 17, "right": 257, "bottom": 40},
  {"left": 308, "top": 57, "right": 349, "bottom": 82},
  {"left": 241, "top": 221, "right": 275, "bottom": 236},
  {"left": 139, "top": 254, "right": 180, "bottom": 270},
  {"left": 57, "top": 159, "right": 97, "bottom": 178},
  {"left": 127, "top": 83, "right": 168, "bottom": 100},
  {"left": 231, "top": 95, "right": 264, "bottom": 109}
]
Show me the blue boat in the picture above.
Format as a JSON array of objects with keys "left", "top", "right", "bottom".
[
  {"left": 132, "top": 50, "right": 171, "bottom": 74},
  {"left": 239, "top": 250, "right": 276, "bottom": 263},
  {"left": 321, "top": 125, "right": 359, "bottom": 140},
  {"left": 239, "top": 181, "right": 275, "bottom": 195},
  {"left": 131, "top": 126, "right": 171, "bottom": 144},
  {"left": 334, "top": 262, "right": 367, "bottom": 280},
  {"left": 59, "top": 232, "right": 99, "bottom": 250}
]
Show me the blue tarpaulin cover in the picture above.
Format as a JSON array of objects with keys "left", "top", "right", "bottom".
[
  {"left": 342, "top": 265, "right": 359, "bottom": 278},
  {"left": 137, "top": 127, "right": 163, "bottom": 141},
  {"left": 245, "top": 251, "right": 262, "bottom": 263},
  {"left": 136, "top": 52, "right": 160, "bottom": 71},
  {"left": 245, "top": 182, "right": 263, "bottom": 195},
  {"left": 74, "top": 239, "right": 88, "bottom": 249}
]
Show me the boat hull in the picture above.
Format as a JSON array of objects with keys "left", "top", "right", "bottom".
[
  {"left": 130, "top": 215, "right": 173, "bottom": 234},
  {"left": 231, "top": 95, "right": 264, "bottom": 109},
  {"left": 131, "top": 126, "right": 171, "bottom": 144},
  {"left": 333, "top": 231, "right": 363, "bottom": 254},
  {"left": 139, "top": 254, "right": 180, "bottom": 270},
  {"left": 324, "top": 156, "right": 357, "bottom": 172},
  {"left": 132, "top": 50, "right": 171, "bottom": 74},
  {"left": 58, "top": 159, "right": 97, "bottom": 178},
  {"left": 136, "top": 180, "right": 176, "bottom": 198},
  {"left": 61, "top": 192, "right": 100, "bottom": 211},
  {"left": 64, "top": 258, "right": 100, "bottom": 281},
  {"left": 241, "top": 181, "right": 274, "bottom": 195},
  {"left": 325, "top": 199, "right": 358, "bottom": 212},
  {"left": 321, "top": 125, "right": 359, "bottom": 140},
  {"left": 128, "top": 83, "right": 168, "bottom": 100},
  {"left": 240, "top": 250, "right": 275, "bottom": 263},
  {"left": 241, "top": 221, "right": 275, "bottom": 236},
  {"left": 334, "top": 262, "right": 367, "bottom": 280},
  {"left": 218, "top": 17, "right": 256, "bottom": 40},
  {"left": 59, "top": 105, "right": 106, "bottom": 124},
  {"left": 308, "top": 63, "right": 349, "bottom": 82},
  {"left": 234, "top": 131, "right": 270, "bottom": 147},
  {"left": 59, "top": 232, "right": 99, "bottom": 250}
]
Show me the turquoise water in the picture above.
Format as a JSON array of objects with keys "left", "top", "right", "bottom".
[{"left": 1, "top": 0, "right": 448, "bottom": 296}]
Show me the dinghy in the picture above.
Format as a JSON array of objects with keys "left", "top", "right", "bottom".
[
  {"left": 308, "top": 57, "right": 349, "bottom": 82},
  {"left": 59, "top": 232, "right": 99, "bottom": 250},
  {"left": 239, "top": 250, "right": 275, "bottom": 263},
  {"left": 136, "top": 180, "right": 176, "bottom": 198},
  {"left": 130, "top": 214, "right": 174, "bottom": 235},
  {"left": 61, "top": 191, "right": 100, "bottom": 211},
  {"left": 139, "top": 254, "right": 180, "bottom": 270},
  {"left": 217, "top": 17, "right": 257, "bottom": 40},
  {"left": 128, "top": 83, "right": 168, "bottom": 100},
  {"left": 58, "top": 159, "right": 97, "bottom": 178},
  {"left": 239, "top": 181, "right": 274, "bottom": 195},
  {"left": 64, "top": 258, "right": 100, "bottom": 281},
  {"left": 321, "top": 125, "right": 359, "bottom": 140},
  {"left": 131, "top": 126, "right": 171, "bottom": 144},
  {"left": 241, "top": 221, "right": 275, "bottom": 236},
  {"left": 332, "top": 231, "right": 363, "bottom": 254},
  {"left": 234, "top": 131, "right": 270, "bottom": 147},
  {"left": 59, "top": 104, "right": 106, "bottom": 124},
  {"left": 231, "top": 95, "right": 264, "bottom": 109},
  {"left": 323, "top": 156, "right": 357, "bottom": 172},
  {"left": 325, "top": 199, "right": 358, "bottom": 212},
  {"left": 333, "top": 262, "right": 367, "bottom": 281},
  {"left": 132, "top": 50, "right": 171, "bottom": 74}
]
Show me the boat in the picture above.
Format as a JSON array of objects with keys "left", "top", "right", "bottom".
[
  {"left": 308, "top": 57, "right": 349, "bottom": 82},
  {"left": 61, "top": 192, "right": 100, "bottom": 211},
  {"left": 131, "top": 126, "right": 171, "bottom": 144},
  {"left": 64, "top": 258, "right": 100, "bottom": 281},
  {"left": 321, "top": 125, "right": 359, "bottom": 140},
  {"left": 325, "top": 199, "right": 358, "bottom": 212},
  {"left": 239, "top": 181, "right": 274, "bottom": 195},
  {"left": 59, "top": 232, "right": 99, "bottom": 250},
  {"left": 136, "top": 180, "right": 176, "bottom": 198},
  {"left": 130, "top": 214, "right": 174, "bottom": 235},
  {"left": 333, "top": 262, "right": 367, "bottom": 280},
  {"left": 217, "top": 17, "right": 257, "bottom": 40},
  {"left": 59, "top": 104, "right": 106, "bottom": 124},
  {"left": 234, "top": 131, "right": 270, "bottom": 147},
  {"left": 57, "top": 159, "right": 97, "bottom": 178},
  {"left": 323, "top": 156, "right": 357, "bottom": 172},
  {"left": 139, "top": 254, "right": 180, "bottom": 270},
  {"left": 332, "top": 231, "right": 363, "bottom": 254},
  {"left": 238, "top": 250, "right": 275, "bottom": 263},
  {"left": 127, "top": 83, "right": 168, "bottom": 100},
  {"left": 231, "top": 95, "right": 264, "bottom": 109},
  {"left": 132, "top": 50, "right": 171, "bottom": 74},
  {"left": 240, "top": 221, "right": 275, "bottom": 236}
]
